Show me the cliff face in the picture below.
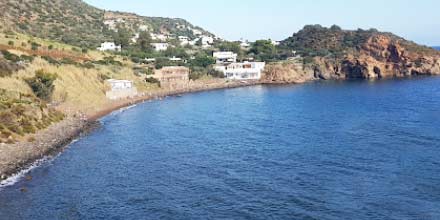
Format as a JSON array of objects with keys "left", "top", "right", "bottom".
[
  {"left": 277, "top": 25, "right": 440, "bottom": 82},
  {"left": 261, "top": 61, "right": 315, "bottom": 84},
  {"left": 314, "top": 34, "right": 440, "bottom": 80}
]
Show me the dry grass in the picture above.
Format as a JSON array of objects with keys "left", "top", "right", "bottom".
[{"left": 0, "top": 57, "right": 151, "bottom": 115}]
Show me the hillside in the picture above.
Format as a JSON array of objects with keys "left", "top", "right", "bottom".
[
  {"left": 276, "top": 25, "right": 440, "bottom": 80},
  {"left": 0, "top": 0, "right": 214, "bottom": 48}
]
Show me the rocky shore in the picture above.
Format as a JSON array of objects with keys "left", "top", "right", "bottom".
[
  {"left": 0, "top": 117, "right": 89, "bottom": 182},
  {"left": 0, "top": 80, "right": 259, "bottom": 182}
]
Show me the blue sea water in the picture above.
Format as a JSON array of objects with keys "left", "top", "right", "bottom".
[{"left": 1, "top": 77, "right": 440, "bottom": 220}]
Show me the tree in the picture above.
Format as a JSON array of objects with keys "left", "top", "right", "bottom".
[
  {"left": 250, "top": 40, "right": 277, "bottom": 61},
  {"left": 113, "top": 27, "right": 131, "bottom": 48},
  {"left": 189, "top": 55, "right": 215, "bottom": 68},
  {"left": 137, "top": 31, "right": 153, "bottom": 52},
  {"left": 218, "top": 42, "right": 241, "bottom": 54}
]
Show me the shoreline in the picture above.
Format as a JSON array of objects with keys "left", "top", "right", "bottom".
[
  {"left": 0, "top": 80, "right": 261, "bottom": 183},
  {"left": 2, "top": 74, "right": 439, "bottom": 184}
]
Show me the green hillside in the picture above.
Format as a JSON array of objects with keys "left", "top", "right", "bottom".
[{"left": 0, "top": 0, "right": 214, "bottom": 49}]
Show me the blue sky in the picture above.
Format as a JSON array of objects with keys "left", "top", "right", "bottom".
[{"left": 85, "top": 0, "right": 440, "bottom": 46}]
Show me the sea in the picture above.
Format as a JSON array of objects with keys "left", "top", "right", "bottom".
[{"left": 0, "top": 77, "right": 440, "bottom": 220}]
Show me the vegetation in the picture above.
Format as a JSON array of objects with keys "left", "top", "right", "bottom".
[
  {"left": 0, "top": 0, "right": 213, "bottom": 49},
  {"left": 145, "top": 77, "right": 160, "bottom": 86},
  {"left": 281, "top": 25, "right": 384, "bottom": 58},
  {"left": 0, "top": 89, "right": 64, "bottom": 143},
  {"left": 25, "top": 70, "right": 58, "bottom": 101},
  {"left": 250, "top": 40, "right": 278, "bottom": 62}
]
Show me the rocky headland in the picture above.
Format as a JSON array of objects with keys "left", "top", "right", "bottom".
[{"left": 263, "top": 25, "right": 440, "bottom": 83}]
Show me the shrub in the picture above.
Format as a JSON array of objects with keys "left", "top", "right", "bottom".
[
  {"left": 1, "top": 50, "right": 20, "bottom": 62},
  {"left": 31, "top": 42, "right": 41, "bottom": 51},
  {"left": 41, "top": 56, "right": 60, "bottom": 65},
  {"left": 25, "top": 69, "right": 58, "bottom": 101},
  {"left": 7, "top": 41, "right": 14, "bottom": 46},
  {"left": 20, "top": 55, "right": 35, "bottom": 63},
  {"left": 145, "top": 77, "right": 160, "bottom": 86}
]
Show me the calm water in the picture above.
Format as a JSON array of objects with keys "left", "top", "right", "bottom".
[{"left": 1, "top": 77, "right": 440, "bottom": 220}]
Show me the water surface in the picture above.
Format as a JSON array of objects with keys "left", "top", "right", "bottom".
[{"left": 1, "top": 77, "right": 440, "bottom": 220}]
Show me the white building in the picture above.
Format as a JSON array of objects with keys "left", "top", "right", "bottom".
[
  {"left": 107, "top": 79, "right": 133, "bottom": 90},
  {"left": 150, "top": 33, "right": 168, "bottom": 41},
  {"left": 201, "top": 36, "right": 214, "bottom": 48},
  {"left": 169, "top": 56, "right": 183, "bottom": 62},
  {"left": 240, "top": 40, "right": 251, "bottom": 49},
  {"left": 151, "top": 43, "right": 169, "bottom": 51},
  {"left": 222, "top": 62, "right": 266, "bottom": 80},
  {"left": 213, "top": 51, "right": 237, "bottom": 64},
  {"left": 105, "top": 79, "right": 138, "bottom": 100},
  {"left": 97, "top": 42, "right": 121, "bottom": 52},
  {"left": 178, "top": 36, "right": 190, "bottom": 46},
  {"left": 271, "top": 40, "right": 281, "bottom": 46},
  {"left": 192, "top": 29, "right": 202, "bottom": 36}
]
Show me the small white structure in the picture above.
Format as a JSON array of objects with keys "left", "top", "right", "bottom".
[
  {"left": 105, "top": 79, "right": 138, "bottom": 100},
  {"left": 271, "top": 40, "right": 281, "bottom": 46},
  {"left": 220, "top": 62, "right": 266, "bottom": 80},
  {"left": 178, "top": 36, "right": 190, "bottom": 46},
  {"left": 145, "top": 58, "right": 156, "bottom": 63},
  {"left": 192, "top": 29, "right": 202, "bottom": 36},
  {"left": 107, "top": 79, "right": 133, "bottom": 90},
  {"left": 213, "top": 51, "right": 238, "bottom": 64},
  {"left": 97, "top": 42, "right": 121, "bottom": 52},
  {"left": 151, "top": 43, "right": 169, "bottom": 51},
  {"left": 169, "top": 56, "right": 183, "bottom": 62},
  {"left": 240, "top": 40, "right": 251, "bottom": 49},
  {"left": 150, "top": 33, "right": 168, "bottom": 41},
  {"left": 201, "top": 36, "right": 214, "bottom": 48}
]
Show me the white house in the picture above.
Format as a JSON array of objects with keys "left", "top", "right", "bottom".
[
  {"left": 105, "top": 79, "right": 138, "bottom": 100},
  {"left": 271, "top": 40, "right": 281, "bottom": 46},
  {"left": 169, "top": 56, "right": 183, "bottom": 62},
  {"left": 240, "top": 40, "right": 251, "bottom": 49},
  {"left": 201, "top": 36, "right": 214, "bottom": 48},
  {"left": 192, "top": 29, "right": 202, "bottom": 36},
  {"left": 151, "top": 43, "right": 169, "bottom": 51},
  {"left": 178, "top": 36, "right": 190, "bottom": 46},
  {"left": 97, "top": 42, "right": 121, "bottom": 52},
  {"left": 222, "top": 62, "right": 266, "bottom": 80},
  {"left": 150, "top": 33, "right": 168, "bottom": 41},
  {"left": 213, "top": 51, "right": 237, "bottom": 64},
  {"left": 107, "top": 79, "right": 133, "bottom": 90}
]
